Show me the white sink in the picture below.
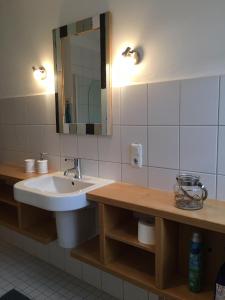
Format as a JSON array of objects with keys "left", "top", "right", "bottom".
[
  {"left": 14, "top": 172, "right": 113, "bottom": 211},
  {"left": 14, "top": 172, "right": 113, "bottom": 248}
]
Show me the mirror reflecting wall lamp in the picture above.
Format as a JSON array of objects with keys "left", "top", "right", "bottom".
[
  {"left": 32, "top": 66, "right": 47, "bottom": 80},
  {"left": 122, "top": 47, "right": 140, "bottom": 65}
]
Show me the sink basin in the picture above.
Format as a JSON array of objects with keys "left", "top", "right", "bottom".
[
  {"left": 14, "top": 172, "right": 113, "bottom": 248},
  {"left": 14, "top": 172, "right": 113, "bottom": 211}
]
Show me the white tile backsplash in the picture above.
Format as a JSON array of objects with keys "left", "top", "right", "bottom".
[
  {"left": 1, "top": 74, "right": 225, "bottom": 200},
  {"left": 148, "top": 126, "right": 179, "bottom": 169},
  {"left": 122, "top": 164, "right": 148, "bottom": 187},
  {"left": 60, "top": 134, "right": 78, "bottom": 157},
  {"left": 180, "top": 76, "right": 219, "bottom": 125},
  {"left": 148, "top": 167, "right": 178, "bottom": 192},
  {"left": 148, "top": 81, "right": 179, "bottom": 125},
  {"left": 78, "top": 135, "right": 98, "bottom": 160},
  {"left": 180, "top": 126, "right": 217, "bottom": 173},
  {"left": 99, "top": 161, "right": 121, "bottom": 181}
]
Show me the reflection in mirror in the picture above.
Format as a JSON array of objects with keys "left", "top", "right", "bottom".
[{"left": 53, "top": 12, "right": 112, "bottom": 136}]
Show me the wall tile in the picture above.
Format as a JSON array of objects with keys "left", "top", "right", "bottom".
[
  {"left": 218, "top": 126, "right": 225, "bottom": 175},
  {"left": 122, "top": 164, "right": 148, "bottom": 187},
  {"left": 48, "top": 241, "right": 65, "bottom": 271},
  {"left": 121, "top": 126, "right": 148, "bottom": 165},
  {"left": 65, "top": 250, "right": 83, "bottom": 279},
  {"left": 219, "top": 76, "right": 225, "bottom": 125},
  {"left": 112, "top": 87, "right": 120, "bottom": 125},
  {"left": 98, "top": 125, "right": 121, "bottom": 162},
  {"left": 180, "top": 76, "right": 219, "bottom": 125},
  {"left": 217, "top": 175, "right": 225, "bottom": 201},
  {"left": 180, "top": 126, "right": 217, "bottom": 173},
  {"left": 43, "top": 125, "right": 60, "bottom": 156},
  {"left": 148, "top": 81, "right": 179, "bottom": 125},
  {"left": 99, "top": 161, "right": 121, "bottom": 181},
  {"left": 121, "top": 84, "right": 148, "bottom": 125},
  {"left": 81, "top": 159, "right": 98, "bottom": 177},
  {"left": 60, "top": 134, "right": 78, "bottom": 157},
  {"left": 27, "top": 125, "right": 45, "bottom": 154},
  {"left": 48, "top": 155, "right": 61, "bottom": 170},
  {"left": 101, "top": 271, "right": 123, "bottom": 300},
  {"left": 78, "top": 135, "right": 98, "bottom": 160},
  {"left": 148, "top": 126, "right": 179, "bottom": 169},
  {"left": 148, "top": 167, "right": 178, "bottom": 192},
  {"left": 82, "top": 263, "right": 101, "bottom": 288},
  {"left": 124, "top": 281, "right": 148, "bottom": 300}
]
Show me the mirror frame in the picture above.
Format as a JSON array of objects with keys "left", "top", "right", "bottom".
[{"left": 52, "top": 12, "right": 112, "bottom": 135}]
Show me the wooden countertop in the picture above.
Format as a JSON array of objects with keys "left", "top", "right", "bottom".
[
  {"left": 0, "top": 164, "right": 48, "bottom": 181},
  {"left": 87, "top": 182, "right": 225, "bottom": 234}
]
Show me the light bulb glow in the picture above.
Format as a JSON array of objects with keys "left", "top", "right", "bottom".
[{"left": 32, "top": 66, "right": 47, "bottom": 80}]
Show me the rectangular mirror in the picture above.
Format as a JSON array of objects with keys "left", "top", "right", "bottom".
[{"left": 52, "top": 12, "right": 112, "bottom": 135}]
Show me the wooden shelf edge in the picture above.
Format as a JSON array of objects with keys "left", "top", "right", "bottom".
[
  {"left": 106, "top": 230, "right": 155, "bottom": 253},
  {"left": 0, "top": 197, "right": 18, "bottom": 207}
]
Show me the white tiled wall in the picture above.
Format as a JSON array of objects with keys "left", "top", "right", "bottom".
[{"left": 1, "top": 75, "right": 225, "bottom": 200}]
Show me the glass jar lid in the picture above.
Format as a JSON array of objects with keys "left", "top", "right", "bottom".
[{"left": 176, "top": 174, "right": 200, "bottom": 186}]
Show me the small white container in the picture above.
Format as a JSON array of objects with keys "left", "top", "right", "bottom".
[
  {"left": 24, "top": 159, "right": 35, "bottom": 173},
  {"left": 37, "top": 160, "right": 48, "bottom": 174},
  {"left": 138, "top": 219, "right": 155, "bottom": 245}
]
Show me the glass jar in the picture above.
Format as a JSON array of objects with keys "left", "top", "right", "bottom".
[{"left": 174, "top": 175, "right": 208, "bottom": 210}]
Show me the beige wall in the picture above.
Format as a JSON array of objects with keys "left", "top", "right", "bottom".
[{"left": 1, "top": 0, "right": 225, "bottom": 97}]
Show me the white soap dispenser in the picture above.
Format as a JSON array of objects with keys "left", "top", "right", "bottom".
[
  {"left": 37, "top": 152, "right": 48, "bottom": 174},
  {"left": 130, "top": 143, "right": 143, "bottom": 168}
]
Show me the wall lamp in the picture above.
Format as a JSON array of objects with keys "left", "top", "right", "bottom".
[
  {"left": 32, "top": 66, "right": 47, "bottom": 80},
  {"left": 122, "top": 47, "right": 140, "bottom": 65}
]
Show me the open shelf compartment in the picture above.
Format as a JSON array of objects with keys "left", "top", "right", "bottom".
[
  {"left": 0, "top": 202, "right": 19, "bottom": 230},
  {"left": 156, "top": 218, "right": 221, "bottom": 300},
  {"left": 71, "top": 236, "right": 101, "bottom": 266},
  {"left": 19, "top": 203, "right": 57, "bottom": 244},
  {"left": 103, "top": 204, "right": 155, "bottom": 253},
  {"left": 105, "top": 238, "right": 156, "bottom": 291},
  {"left": 0, "top": 181, "right": 18, "bottom": 207}
]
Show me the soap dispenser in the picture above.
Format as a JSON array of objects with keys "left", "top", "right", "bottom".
[{"left": 37, "top": 152, "right": 48, "bottom": 174}]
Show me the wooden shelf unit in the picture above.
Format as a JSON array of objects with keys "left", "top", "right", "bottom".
[
  {"left": 0, "top": 165, "right": 57, "bottom": 244},
  {"left": 104, "top": 205, "right": 155, "bottom": 253},
  {"left": 70, "top": 182, "right": 225, "bottom": 300}
]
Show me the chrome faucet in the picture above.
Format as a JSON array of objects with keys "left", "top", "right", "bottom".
[{"left": 64, "top": 158, "right": 82, "bottom": 179}]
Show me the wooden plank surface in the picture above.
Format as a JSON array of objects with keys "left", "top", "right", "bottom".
[
  {"left": 0, "top": 164, "right": 40, "bottom": 181},
  {"left": 87, "top": 182, "right": 225, "bottom": 233}
]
